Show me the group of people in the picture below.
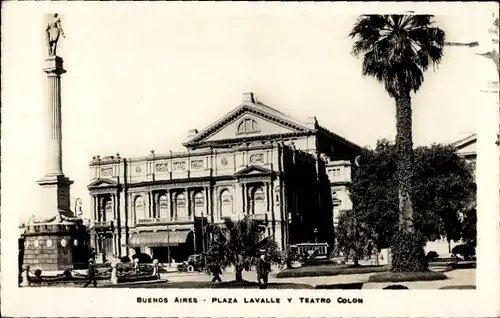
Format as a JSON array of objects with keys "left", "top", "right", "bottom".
[
  {"left": 84, "top": 250, "right": 273, "bottom": 289},
  {"left": 209, "top": 251, "right": 272, "bottom": 289}
]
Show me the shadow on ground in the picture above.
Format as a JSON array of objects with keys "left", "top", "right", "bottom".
[{"left": 314, "top": 283, "right": 365, "bottom": 289}]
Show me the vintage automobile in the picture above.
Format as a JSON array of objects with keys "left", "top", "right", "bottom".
[{"left": 177, "top": 254, "right": 206, "bottom": 272}]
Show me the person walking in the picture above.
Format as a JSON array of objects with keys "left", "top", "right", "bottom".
[
  {"left": 256, "top": 252, "right": 271, "bottom": 289},
  {"left": 83, "top": 258, "right": 97, "bottom": 288},
  {"left": 211, "top": 261, "right": 222, "bottom": 283}
]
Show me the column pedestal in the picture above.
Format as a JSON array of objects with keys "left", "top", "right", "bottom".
[{"left": 37, "top": 174, "right": 74, "bottom": 218}]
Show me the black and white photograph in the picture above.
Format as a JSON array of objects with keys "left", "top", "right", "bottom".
[{"left": 1, "top": 2, "right": 499, "bottom": 317}]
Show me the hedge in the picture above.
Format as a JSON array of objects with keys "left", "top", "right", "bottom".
[
  {"left": 383, "top": 284, "right": 409, "bottom": 289},
  {"left": 276, "top": 265, "right": 390, "bottom": 279},
  {"left": 315, "top": 282, "right": 364, "bottom": 289},
  {"left": 439, "top": 285, "right": 476, "bottom": 290},
  {"left": 368, "top": 271, "right": 447, "bottom": 283}
]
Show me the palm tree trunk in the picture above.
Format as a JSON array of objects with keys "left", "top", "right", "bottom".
[
  {"left": 395, "top": 92, "right": 415, "bottom": 232},
  {"left": 235, "top": 265, "right": 243, "bottom": 282}
]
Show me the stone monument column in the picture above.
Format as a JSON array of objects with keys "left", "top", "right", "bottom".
[
  {"left": 37, "top": 55, "right": 74, "bottom": 218},
  {"left": 20, "top": 14, "right": 89, "bottom": 276}
]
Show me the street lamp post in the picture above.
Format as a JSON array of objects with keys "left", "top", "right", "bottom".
[
  {"left": 201, "top": 212, "right": 205, "bottom": 253},
  {"left": 167, "top": 223, "right": 171, "bottom": 266},
  {"left": 313, "top": 228, "right": 319, "bottom": 243}
]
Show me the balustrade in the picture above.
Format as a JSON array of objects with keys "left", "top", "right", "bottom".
[
  {"left": 135, "top": 216, "right": 194, "bottom": 225},
  {"left": 92, "top": 220, "right": 114, "bottom": 231}
]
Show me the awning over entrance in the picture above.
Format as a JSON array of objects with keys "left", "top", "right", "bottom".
[{"left": 128, "top": 231, "right": 190, "bottom": 248}]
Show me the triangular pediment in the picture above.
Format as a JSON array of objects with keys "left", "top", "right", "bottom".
[
  {"left": 183, "top": 96, "right": 313, "bottom": 147},
  {"left": 234, "top": 165, "right": 273, "bottom": 177},
  {"left": 88, "top": 178, "right": 118, "bottom": 188}
]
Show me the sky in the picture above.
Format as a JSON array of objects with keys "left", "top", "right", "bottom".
[{"left": 2, "top": 2, "right": 498, "bottom": 221}]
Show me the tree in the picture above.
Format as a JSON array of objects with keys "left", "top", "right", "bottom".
[
  {"left": 336, "top": 209, "right": 376, "bottom": 267},
  {"left": 349, "top": 15, "right": 446, "bottom": 271},
  {"left": 205, "top": 217, "right": 281, "bottom": 282},
  {"left": 461, "top": 202, "right": 477, "bottom": 249},
  {"left": 350, "top": 141, "right": 476, "bottom": 254},
  {"left": 350, "top": 140, "right": 399, "bottom": 252},
  {"left": 412, "top": 144, "right": 476, "bottom": 247}
]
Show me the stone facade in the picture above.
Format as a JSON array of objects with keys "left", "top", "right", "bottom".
[{"left": 87, "top": 93, "right": 361, "bottom": 262}]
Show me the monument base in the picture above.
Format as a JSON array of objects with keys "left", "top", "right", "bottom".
[
  {"left": 37, "top": 174, "right": 74, "bottom": 218},
  {"left": 22, "top": 216, "right": 90, "bottom": 272}
]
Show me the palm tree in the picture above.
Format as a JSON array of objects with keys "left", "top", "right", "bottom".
[
  {"left": 349, "top": 15, "right": 445, "bottom": 271},
  {"left": 206, "top": 217, "right": 281, "bottom": 282}
]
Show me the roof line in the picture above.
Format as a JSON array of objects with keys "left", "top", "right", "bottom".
[
  {"left": 317, "top": 125, "right": 362, "bottom": 151},
  {"left": 452, "top": 133, "right": 477, "bottom": 148}
]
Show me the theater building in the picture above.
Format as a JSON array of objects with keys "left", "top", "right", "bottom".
[
  {"left": 87, "top": 93, "right": 361, "bottom": 262},
  {"left": 453, "top": 133, "right": 477, "bottom": 171}
]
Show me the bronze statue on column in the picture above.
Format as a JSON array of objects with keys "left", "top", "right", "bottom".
[{"left": 46, "top": 13, "right": 66, "bottom": 56}]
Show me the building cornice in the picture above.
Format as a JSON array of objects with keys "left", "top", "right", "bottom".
[
  {"left": 186, "top": 131, "right": 313, "bottom": 149},
  {"left": 89, "top": 140, "right": 291, "bottom": 167}
]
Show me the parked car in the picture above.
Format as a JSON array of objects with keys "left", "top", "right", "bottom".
[{"left": 177, "top": 254, "right": 206, "bottom": 272}]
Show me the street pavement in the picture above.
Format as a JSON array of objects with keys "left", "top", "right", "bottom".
[{"left": 159, "top": 268, "right": 476, "bottom": 289}]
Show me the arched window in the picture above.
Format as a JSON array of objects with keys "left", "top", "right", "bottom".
[
  {"left": 237, "top": 118, "right": 260, "bottom": 134},
  {"left": 194, "top": 192, "right": 204, "bottom": 217},
  {"left": 134, "top": 196, "right": 146, "bottom": 220},
  {"left": 251, "top": 186, "right": 266, "bottom": 215},
  {"left": 220, "top": 189, "right": 233, "bottom": 217},
  {"left": 104, "top": 198, "right": 113, "bottom": 221},
  {"left": 175, "top": 193, "right": 186, "bottom": 219},
  {"left": 158, "top": 194, "right": 168, "bottom": 218}
]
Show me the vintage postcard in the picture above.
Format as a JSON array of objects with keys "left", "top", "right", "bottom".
[{"left": 1, "top": 1, "right": 499, "bottom": 317}]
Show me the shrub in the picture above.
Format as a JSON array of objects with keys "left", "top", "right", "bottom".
[
  {"left": 383, "top": 284, "right": 409, "bottom": 289},
  {"left": 368, "top": 271, "right": 447, "bottom": 283},
  {"left": 120, "top": 256, "right": 131, "bottom": 263},
  {"left": 391, "top": 229, "right": 428, "bottom": 272},
  {"left": 131, "top": 253, "right": 152, "bottom": 263},
  {"left": 63, "top": 269, "right": 73, "bottom": 279},
  {"left": 34, "top": 269, "right": 42, "bottom": 280},
  {"left": 452, "top": 244, "right": 475, "bottom": 260},
  {"left": 426, "top": 251, "right": 439, "bottom": 260}
]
